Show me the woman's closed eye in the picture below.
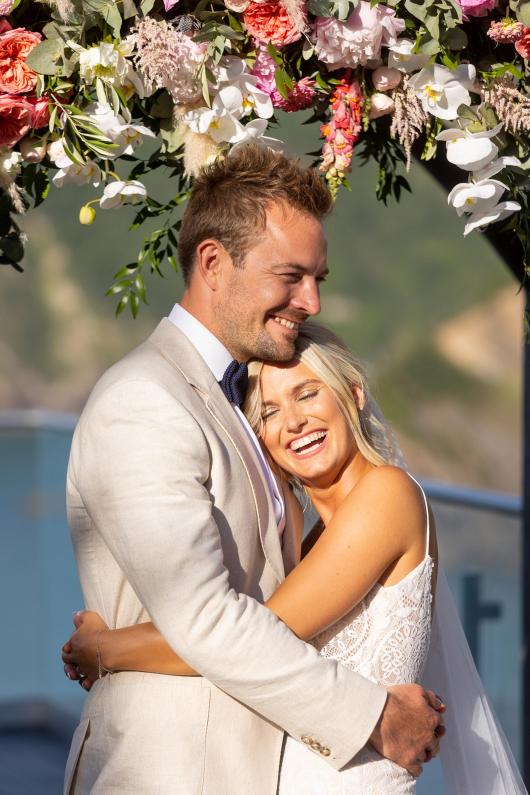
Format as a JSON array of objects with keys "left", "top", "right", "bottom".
[
  {"left": 261, "top": 406, "right": 279, "bottom": 421},
  {"left": 298, "top": 389, "right": 319, "bottom": 402}
]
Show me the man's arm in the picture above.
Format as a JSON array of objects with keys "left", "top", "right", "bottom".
[{"left": 71, "top": 378, "right": 440, "bottom": 773}]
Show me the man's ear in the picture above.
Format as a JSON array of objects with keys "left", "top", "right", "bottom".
[
  {"left": 352, "top": 385, "right": 365, "bottom": 411},
  {"left": 195, "top": 239, "right": 226, "bottom": 291}
]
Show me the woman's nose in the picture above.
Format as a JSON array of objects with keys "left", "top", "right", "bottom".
[{"left": 285, "top": 407, "right": 308, "bottom": 432}]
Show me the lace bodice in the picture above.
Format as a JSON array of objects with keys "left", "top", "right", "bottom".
[
  {"left": 279, "top": 476, "right": 434, "bottom": 795},
  {"left": 313, "top": 554, "right": 433, "bottom": 687}
]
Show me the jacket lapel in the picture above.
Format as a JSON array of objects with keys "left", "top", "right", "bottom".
[{"left": 149, "top": 320, "right": 286, "bottom": 583}]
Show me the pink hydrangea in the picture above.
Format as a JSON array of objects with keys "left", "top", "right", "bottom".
[
  {"left": 457, "top": 0, "right": 497, "bottom": 17},
  {"left": 314, "top": 1, "right": 405, "bottom": 70},
  {"left": 0, "top": 0, "right": 16, "bottom": 14}
]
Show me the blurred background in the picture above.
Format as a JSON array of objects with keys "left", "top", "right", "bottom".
[{"left": 0, "top": 110, "right": 523, "bottom": 793}]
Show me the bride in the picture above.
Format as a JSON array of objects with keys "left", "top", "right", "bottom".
[{"left": 62, "top": 322, "right": 525, "bottom": 794}]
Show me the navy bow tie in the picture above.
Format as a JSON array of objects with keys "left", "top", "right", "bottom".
[{"left": 218, "top": 360, "right": 249, "bottom": 409}]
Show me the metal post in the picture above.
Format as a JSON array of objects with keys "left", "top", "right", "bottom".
[{"left": 523, "top": 290, "right": 530, "bottom": 785}]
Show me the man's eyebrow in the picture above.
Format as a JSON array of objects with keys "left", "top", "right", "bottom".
[{"left": 272, "top": 262, "right": 329, "bottom": 276}]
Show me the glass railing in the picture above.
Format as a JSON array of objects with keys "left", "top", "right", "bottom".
[{"left": 0, "top": 412, "right": 524, "bottom": 792}]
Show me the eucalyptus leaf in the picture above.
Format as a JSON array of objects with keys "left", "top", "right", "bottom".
[
  {"left": 139, "top": 0, "right": 156, "bottom": 13},
  {"left": 26, "top": 39, "right": 64, "bottom": 76},
  {"left": 442, "top": 26, "right": 467, "bottom": 50},
  {"left": 308, "top": 0, "right": 335, "bottom": 17},
  {"left": 516, "top": 1, "right": 530, "bottom": 26},
  {"left": 419, "top": 37, "right": 440, "bottom": 56},
  {"left": 122, "top": 0, "right": 138, "bottom": 19},
  {"left": 457, "top": 103, "right": 478, "bottom": 121}
]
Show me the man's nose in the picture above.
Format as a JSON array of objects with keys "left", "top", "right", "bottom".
[{"left": 293, "top": 278, "right": 321, "bottom": 317}]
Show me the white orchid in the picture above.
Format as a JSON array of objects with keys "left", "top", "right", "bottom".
[
  {"left": 473, "top": 155, "right": 522, "bottom": 181},
  {"left": 387, "top": 39, "right": 430, "bottom": 74},
  {"left": 229, "top": 119, "right": 283, "bottom": 150},
  {"left": 183, "top": 87, "right": 253, "bottom": 144},
  {"left": 85, "top": 102, "right": 155, "bottom": 157},
  {"left": 409, "top": 64, "right": 476, "bottom": 120},
  {"left": 436, "top": 122, "right": 502, "bottom": 171},
  {"left": 48, "top": 138, "right": 102, "bottom": 188},
  {"left": 72, "top": 39, "right": 138, "bottom": 90},
  {"left": 447, "top": 178, "right": 521, "bottom": 234},
  {"left": 215, "top": 57, "right": 273, "bottom": 119},
  {"left": 100, "top": 180, "right": 147, "bottom": 209}
]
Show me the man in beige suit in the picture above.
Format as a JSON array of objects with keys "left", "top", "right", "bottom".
[{"left": 63, "top": 145, "right": 443, "bottom": 794}]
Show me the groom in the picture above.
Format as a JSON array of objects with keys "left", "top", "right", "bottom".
[{"left": 62, "top": 144, "right": 443, "bottom": 794}]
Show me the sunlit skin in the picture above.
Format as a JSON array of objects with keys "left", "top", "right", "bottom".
[
  {"left": 181, "top": 202, "right": 329, "bottom": 363},
  {"left": 259, "top": 360, "right": 373, "bottom": 525}
]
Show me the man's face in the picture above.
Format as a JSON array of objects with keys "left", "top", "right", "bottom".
[{"left": 215, "top": 202, "right": 328, "bottom": 362}]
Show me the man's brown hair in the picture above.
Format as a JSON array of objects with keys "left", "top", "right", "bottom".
[{"left": 178, "top": 144, "right": 333, "bottom": 285}]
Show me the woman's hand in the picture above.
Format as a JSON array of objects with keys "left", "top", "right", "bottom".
[{"left": 62, "top": 610, "right": 109, "bottom": 690}]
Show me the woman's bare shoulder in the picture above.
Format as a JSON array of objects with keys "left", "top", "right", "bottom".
[{"left": 337, "top": 465, "right": 427, "bottom": 539}]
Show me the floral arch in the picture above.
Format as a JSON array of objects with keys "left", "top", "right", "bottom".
[{"left": 0, "top": 0, "right": 528, "bottom": 312}]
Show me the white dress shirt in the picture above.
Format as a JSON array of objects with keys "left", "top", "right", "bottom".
[{"left": 167, "top": 304, "right": 285, "bottom": 534}]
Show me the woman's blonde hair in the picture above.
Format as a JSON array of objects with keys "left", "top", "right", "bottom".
[{"left": 243, "top": 322, "right": 397, "bottom": 478}]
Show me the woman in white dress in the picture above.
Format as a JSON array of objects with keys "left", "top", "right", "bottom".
[{"left": 62, "top": 322, "right": 524, "bottom": 794}]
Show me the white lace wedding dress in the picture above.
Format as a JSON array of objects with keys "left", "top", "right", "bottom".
[{"left": 278, "top": 478, "right": 434, "bottom": 795}]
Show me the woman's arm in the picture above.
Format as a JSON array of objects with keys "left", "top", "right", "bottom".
[{"left": 64, "top": 467, "right": 429, "bottom": 678}]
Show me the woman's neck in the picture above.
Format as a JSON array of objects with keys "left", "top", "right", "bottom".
[{"left": 307, "top": 453, "right": 373, "bottom": 526}]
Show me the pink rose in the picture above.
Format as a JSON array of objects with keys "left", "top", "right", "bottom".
[
  {"left": 371, "top": 65, "right": 401, "bottom": 91},
  {"left": 163, "top": 0, "right": 180, "bottom": 10},
  {"left": 0, "top": 27, "right": 41, "bottom": 94},
  {"left": 224, "top": 0, "right": 250, "bottom": 10},
  {"left": 0, "top": 0, "right": 16, "bottom": 13},
  {"left": 0, "top": 93, "right": 34, "bottom": 146},
  {"left": 243, "top": 1, "right": 307, "bottom": 47},
  {"left": 314, "top": 1, "right": 405, "bottom": 70},
  {"left": 515, "top": 27, "right": 530, "bottom": 58},
  {"left": 457, "top": 0, "right": 497, "bottom": 17},
  {"left": 28, "top": 94, "right": 49, "bottom": 128}
]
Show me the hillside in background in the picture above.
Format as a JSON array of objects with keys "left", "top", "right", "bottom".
[{"left": 0, "top": 112, "right": 523, "bottom": 492}]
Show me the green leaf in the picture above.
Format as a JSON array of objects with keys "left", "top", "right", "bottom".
[
  {"left": 308, "top": 0, "right": 334, "bottom": 16},
  {"left": 457, "top": 103, "right": 478, "bottom": 121},
  {"left": 48, "top": 104, "right": 58, "bottom": 133},
  {"left": 129, "top": 293, "right": 140, "bottom": 318},
  {"left": 26, "top": 39, "right": 64, "bottom": 76},
  {"left": 274, "top": 67, "right": 293, "bottom": 100},
  {"left": 115, "top": 294, "right": 130, "bottom": 317},
  {"left": 442, "top": 26, "right": 467, "bottom": 50},
  {"left": 122, "top": 0, "right": 138, "bottom": 18},
  {"left": 135, "top": 274, "right": 148, "bottom": 304},
  {"left": 106, "top": 280, "right": 132, "bottom": 295},
  {"left": 516, "top": 1, "right": 530, "bottom": 25},
  {"left": 139, "top": 0, "right": 155, "bottom": 13}
]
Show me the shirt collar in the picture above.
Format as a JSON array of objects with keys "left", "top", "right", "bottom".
[{"left": 167, "top": 304, "right": 233, "bottom": 382}]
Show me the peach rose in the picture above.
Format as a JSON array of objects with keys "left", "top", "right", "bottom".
[
  {"left": 515, "top": 27, "right": 530, "bottom": 58},
  {"left": 372, "top": 66, "right": 401, "bottom": 91},
  {"left": 0, "top": 93, "right": 34, "bottom": 146},
  {"left": 368, "top": 92, "right": 395, "bottom": 119},
  {"left": 0, "top": 27, "right": 41, "bottom": 94},
  {"left": 243, "top": 1, "right": 306, "bottom": 46}
]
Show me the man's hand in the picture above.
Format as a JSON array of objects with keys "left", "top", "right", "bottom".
[
  {"left": 62, "top": 610, "right": 109, "bottom": 691},
  {"left": 369, "top": 684, "right": 445, "bottom": 777}
]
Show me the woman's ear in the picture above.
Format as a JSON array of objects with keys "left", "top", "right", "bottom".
[{"left": 352, "top": 385, "right": 365, "bottom": 411}]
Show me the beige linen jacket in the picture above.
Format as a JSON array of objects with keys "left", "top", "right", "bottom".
[{"left": 64, "top": 319, "right": 386, "bottom": 795}]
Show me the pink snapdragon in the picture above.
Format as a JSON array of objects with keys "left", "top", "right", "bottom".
[{"left": 320, "top": 77, "right": 363, "bottom": 196}]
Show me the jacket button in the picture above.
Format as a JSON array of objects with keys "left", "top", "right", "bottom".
[
  {"left": 310, "top": 740, "right": 322, "bottom": 751},
  {"left": 301, "top": 736, "right": 311, "bottom": 745},
  {"left": 321, "top": 747, "right": 331, "bottom": 757}
]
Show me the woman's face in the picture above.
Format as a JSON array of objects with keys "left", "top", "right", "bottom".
[{"left": 259, "top": 359, "right": 358, "bottom": 488}]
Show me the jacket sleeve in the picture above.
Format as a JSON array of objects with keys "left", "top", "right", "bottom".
[{"left": 72, "top": 378, "right": 387, "bottom": 770}]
